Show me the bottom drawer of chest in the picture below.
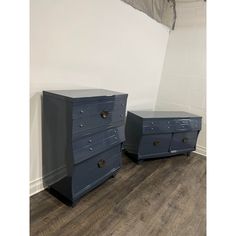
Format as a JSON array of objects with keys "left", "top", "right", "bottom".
[
  {"left": 138, "top": 134, "right": 172, "bottom": 157},
  {"left": 72, "top": 145, "right": 122, "bottom": 199},
  {"left": 169, "top": 131, "right": 198, "bottom": 153}
]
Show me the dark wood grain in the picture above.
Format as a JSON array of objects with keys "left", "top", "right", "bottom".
[{"left": 30, "top": 153, "right": 206, "bottom": 236}]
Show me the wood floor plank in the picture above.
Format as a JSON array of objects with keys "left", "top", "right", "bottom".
[
  {"left": 105, "top": 156, "right": 204, "bottom": 236},
  {"left": 30, "top": 153, "right": 206, "bottom": 236},
  {"left": 143, "top": 157, "right": 206, "bottom": 236}
]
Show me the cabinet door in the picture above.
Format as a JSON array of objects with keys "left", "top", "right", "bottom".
[
  {"left": 170, "top": 131, "right": 198, "bottom": 153},
  {"left": 139, "top": 134, "right": 172, "bottom": 156}
]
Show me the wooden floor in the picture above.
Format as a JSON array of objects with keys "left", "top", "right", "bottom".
[{"left": 30, "top": 153, "right": 206, "bottom": 236}]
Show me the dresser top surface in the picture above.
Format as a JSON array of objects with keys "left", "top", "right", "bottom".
[
  {"left": 129, "top": 111, "right": 201, "bottom": 119},
  {"left": 44, "top": 89, "right": 126, "bottom": 100}
]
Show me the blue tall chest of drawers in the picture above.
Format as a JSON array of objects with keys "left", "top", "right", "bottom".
[
  {"left": 124, "top": 111, "right": 202, "bottom": 163},
  {"left": 43, "top": 89, "right": 128, "bottom": 206}
]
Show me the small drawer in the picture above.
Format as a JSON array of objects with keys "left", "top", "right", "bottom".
[
  {"left": 138, "top": 134, "right": 172, "bottom": 156},
  {"left": 72, "top": 126, "right": 125, "bottom": 164},
  {"left": 72, "top": 97, "right": 127, "bottom": 137},
  {"left": 170, "top": 131, "right": 198, "bottom": 153},
  {"left": 143, "top": 126, "right": 157, "bottom": 134},
  {"left": 143, "top": 119, "right": 171, "bottom": 134},
  {"left": 72, "top": 145, "right": 122, "bottom": 196},
  {"left": 174, "top": 118, "right": 201, "bottom": 132}
]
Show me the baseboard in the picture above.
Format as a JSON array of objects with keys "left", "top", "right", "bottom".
[
  {"left": 194, "top": 145, "right": 206, "bottom": 156},
  {"left": 30, "top": 166, "right": 66, "bottom": 196}
]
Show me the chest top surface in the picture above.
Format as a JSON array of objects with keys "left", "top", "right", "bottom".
[
  {"left": 44, "top": 89, "right": 126, "bottom": 101},
  {"left": 129, "top": 111, "right": 201, "bottom": 119}
]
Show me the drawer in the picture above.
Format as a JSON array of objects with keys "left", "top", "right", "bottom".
[
  {"left": 142, "top": 118, "right": 201, "bottom": 134},
  {"left": 72, "top": 97, "right": 127, "bottom": 136},
  {"left": 174, "top": 118, "right": 201, "bottom": 132},
  {"left": 72, "top": 145, "right": 121, "bottom": 196},
  {"left": 72, "top": 96, "right": 126, "bottom": 119},
  {"left": 142, "top": 119, "right": 171, "bottom": 134},
  {"left": 72, "top": 126, "right": 125, "bottom": 164},
  {"left": 139, "top": 134, "right": 172, "bottom": 156},
  {"left": 170, "top": 131, "right": 198, "bottom": 153}
]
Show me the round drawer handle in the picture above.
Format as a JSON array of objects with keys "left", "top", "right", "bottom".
[
  {"left": 153, "top": 140, "right": 160, "bottom": 146},
  {"left": 97, "top": 159, "right": 106, "bottom": 168},
  {"left": 100, "top": 111, "right": 109, "bottom": 119},
  {"left": 182, "top": 138, "right": 188, "bottom": 143}
]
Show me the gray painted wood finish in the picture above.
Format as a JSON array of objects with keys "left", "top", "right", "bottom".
[{"left": 30, "top": 153, "right": 206, "bottom": 236}]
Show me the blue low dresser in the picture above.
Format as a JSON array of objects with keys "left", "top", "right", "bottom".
[
  {"left": 124, "top": 111, "right": 202, "bottom": 163},
  {"left": 42, "top": 89, "right": 128, "bottom": 206}
]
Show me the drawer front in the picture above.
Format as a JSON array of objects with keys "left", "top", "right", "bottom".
[
  {"left": 143, "top": 120, "right": 171, "bottom": 134},
  {"left": 72, "top": 96, "right": 127, "bottom": 136},
  {"left": 143, "top": 118, "right": 201, "bottom": 134},
  {"left": 72, "top": 145, "right": 121, "bottom": 196},
  {"left": 72, "top": 126, "right": 125, "bottom": 164},
  {"left": 139, "top": 134, "right": 172, "bottom": 156},
  {"left": 173, "top": 118, "right": 201, "bottom": 132},
  {"left": 170, "top": 131, "right": 198, "bottom": 153}
]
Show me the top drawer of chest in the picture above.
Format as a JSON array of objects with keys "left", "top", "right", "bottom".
[
  {"left": 72, "top": 95, "right": 127, "bottom": 136},
  {"left": 142, "top": 118, "right": 201, "bottom": 134}
]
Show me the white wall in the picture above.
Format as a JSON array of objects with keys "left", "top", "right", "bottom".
[
  {"left": 30, "top": 0, "right": 169, "bottom": 195},
  {"left": 155, "top": 1, "right": 206, "bottom": 155}
]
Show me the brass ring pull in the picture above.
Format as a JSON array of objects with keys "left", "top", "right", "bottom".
[
  {"left": 182, "top": 138, "right": 188, "bottom": 143},
  {"left": 153, "top": 140, "right": 160, "bottom": 146},
  {"left": 100, "top": 111, "right": 109, "bottom": 119},
  {"left": 98, "top": 159, "right": 106, "bottom": 168}
]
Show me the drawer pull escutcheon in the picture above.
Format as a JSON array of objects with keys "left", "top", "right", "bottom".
[
  {"left": 98, "top": 159, "right": 106, "bottom": 168},
  {"left": 100, "top": 111, "right": 109, "bottom": 119},
  {"left": 153, "top": 140, "right": 160, "bottom": 146}
]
